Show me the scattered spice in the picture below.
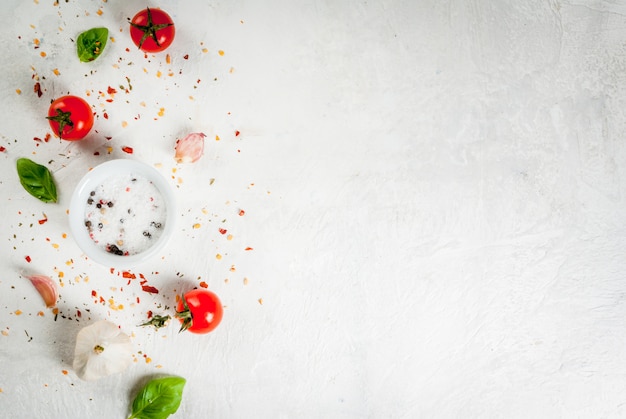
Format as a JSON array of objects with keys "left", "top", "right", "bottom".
[
  {"left": 121, "top": 146, "right": 133, "bottom": 154},
  {"left": 199, "top": 281, "right": 208, "bottom": 288},
  {"left": 34, "top": 82, "right": 42, "bottom": 97},
  {"left": 141, "top": 284, "right": 159, "bottom": 294}
]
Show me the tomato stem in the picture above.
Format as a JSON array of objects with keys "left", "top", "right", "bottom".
[
  {"left": 46, "top": 108, "right": 73, "bottom": 140},
  {"left": 129, "top": 7, "right": 173, "bottom": 49},
  {"left": 174, "top": 295, "right": 193, "bottom": 333}
]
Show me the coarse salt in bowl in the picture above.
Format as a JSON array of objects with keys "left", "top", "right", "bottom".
[{"left": 69, "top": 159, "right": 176, "bottom": 269}]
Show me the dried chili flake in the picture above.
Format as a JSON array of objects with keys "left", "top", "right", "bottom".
[
  {"left": 238, "top": 209, "right": 245, "bottom": 216},
  {"left": 103, "top": 112, "right": 108, "bottom": 119},
  {"left": 0, "top": 146, "right": 5, "bottom": 152},
  {"left": 183, "top": 54, "right": 189, "bottom": 59},
  {"left": 44, "top": 133, "right": 51, "bottom": 142},
  {"left": 199, "top": 281, "right": 208, "bottom": 288},
  {"left": 235, "top": 130, "right": 240, "bottom": 137},
  {"left": 33, "top": 137, "right": 43, "bottom": 143},
  {"left": 141, "top": 284, "right": 159, "bottom": 294},
  {"left": 25, "top": 255, "right": 31, "bottom": 263},
  {"left": 121, "top": 146, "right": 133, "bottom": 154},
  {"left": 107, "top": 86, "right": 117, "bottom": 95},
  {"left": 219, "top": 228, "right": 227, "bottom": 235},
  {"left": 245, "top": 247, "right": 254, "bottom": 251},
  {"left": 122, "top": 271, "right": 136, "bottom": 279},
  {"left": 91, "top": 290, "right": 97, "bottom": 297},
  {"left": 38, "top": 218, "right": 48, "bottom": 225},
  {"left": 34, "top": 82, "right": 42, "bottom": 97}
]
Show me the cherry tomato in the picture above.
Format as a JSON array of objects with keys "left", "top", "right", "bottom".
[
  {"left": 46, "top": 95, "right": 94, "bottom": 141},
  {"left": 175, "top": 289, "right": 223, "bottom": 334},
  {"left": 129, "top": 7, "right": 175, "bottom": 53}
]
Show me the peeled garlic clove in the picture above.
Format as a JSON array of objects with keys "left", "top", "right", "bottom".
[
  {"left": 174, "top": 132, "right": 206, "bottom": 163},
  {"left": 26, "top": 274, "right": 58, "bottom": 308},
  {"left": 73, "top": 320, "right": 133, "bottom": 381}
]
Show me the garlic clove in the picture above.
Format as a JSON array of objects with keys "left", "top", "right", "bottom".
[
  {"left": 73, "top": 320, "right": 134, "bottom": 381},
  {"left": 26, "top": 274, "right": 58, "bottom": 308},
  {"left": 174, "top": 132, "right": 206, "bottom": 163}
]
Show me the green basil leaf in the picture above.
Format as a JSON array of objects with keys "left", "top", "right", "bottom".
[
  {"left": 16, "top": 158, "right": 57, "bottom": 203},
  {"left": 128, "top": 376, "right": 186, "bottom": 419},
  {"left": 76, "top": 27, "right": 108, "bottom": 62}
]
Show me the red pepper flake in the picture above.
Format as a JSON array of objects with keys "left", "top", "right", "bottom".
[
  {"left": 0, "top": 146, "right": 5, "bottom": 152},
  {"left": 61, "top": 370, "right": 68, "bottom": 375},
  {"left": 147, "top": 310, "right": 153, "bottom": 319},
  {"left": 44, "top": 133, "right": 51, "bottom": 142},
  {"left": 245, "top": 247, "right": 254, "bottom": 251},
  {"left": 34, "top": 82, "right": 42, "bottom": 97},
  {"left": 76, "top": 310, "right": 81, "bottom": 318},
  {"left": 25, "top": 255, "right": 31, "bottom": 263},
  {"left": 199, "top": 281, "right": 208, "bottom": 288},
  {"left": 103, "top": 112, "right": 108, "bottom": 119},
  {"left": 105, "top": 136, "right": 112, "bottom": 140},
  {"left": 141, "top": 284, "right": 159, "bottom": 294},
  {"left": 38, "top": 218, "right": 47, "bottom": 224},
  {"left": 139, "top": 273, "right": 146, "bottom": 280},
  {"left": 122, "top": 271, "right": 136, "bottom": 279},
  {"left": 219, "top": 228, "right": 227, "bottom": 235},
  {"left": 105, "top": 99, "right": 113, "bottom": 103},
  {"left": 110, "top": 268, "right": 115, "bottom": 274},
  {"left": 238, "top": 209, "right": 245, "bottom": 216},
  {"left": 91, "top": 290, "right": 97, "bottom": 297},
  {"left": 107, "top": 86, "right": 117, "bottom": 95},
  {"left": 235, "top": 130, "right": 240, "bottom": 137},
  {"left": 136, "top": 297, "right": 140, "bottom": 304},
  {"left": 33, "top": 137, "right": 42, "bottom": 143},
  {"left": 122, "top": 146, "right": 133, "bottom": 154},
  {"left": 183, "top": 54, "right": 189, "bottom": 59},
  {"left": 94, "top": 151, "right": 100, "bottom": 156}
]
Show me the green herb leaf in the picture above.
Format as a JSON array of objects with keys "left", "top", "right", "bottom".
[
  {"left": 16, "top": 158, "right": 57, "bottom": 203},
  {"left": 76, "top": 27, "right": 108, "bottom": 62},
  {"left": 128, "top": 376, "right": 186, "bottom": 419},
  {"left": 139, "top": 315, "right": 171, "bottom": 330}
]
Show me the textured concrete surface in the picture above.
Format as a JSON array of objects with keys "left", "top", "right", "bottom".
[{"left": 2, "top": 0, "right": 626, "bottom": 418}]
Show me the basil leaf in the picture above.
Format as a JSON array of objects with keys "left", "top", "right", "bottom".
[
  {"left": 76, "top": 27, "right": 108, "bottom": 62},
  {"left": 128, "top": 376, "right": 186, "bottom": 419},
  {"left": 16, "top": 158, "right": 57, "bottom": 203}
]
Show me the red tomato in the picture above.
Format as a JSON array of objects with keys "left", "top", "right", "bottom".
[
  {"left": 129, "top": 7, "right": 175, "bottom": 53},
  {"left": 175, "top": 289, "right": 223, "bottom": 334},
  {"left": 47, "top": 95, "right": 94, "bottom": 141}
]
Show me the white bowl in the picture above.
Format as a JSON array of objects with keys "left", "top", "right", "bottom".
[{"left": 69, "top": 159, "right": 176, "bottom": 269}]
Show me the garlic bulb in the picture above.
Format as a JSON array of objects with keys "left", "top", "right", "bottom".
[
  {"left": 73, "top": 320, "right": 134, "bottom": 381},
  {"left": 174, "top": 132, "right": 206, "bottom": 163}
]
